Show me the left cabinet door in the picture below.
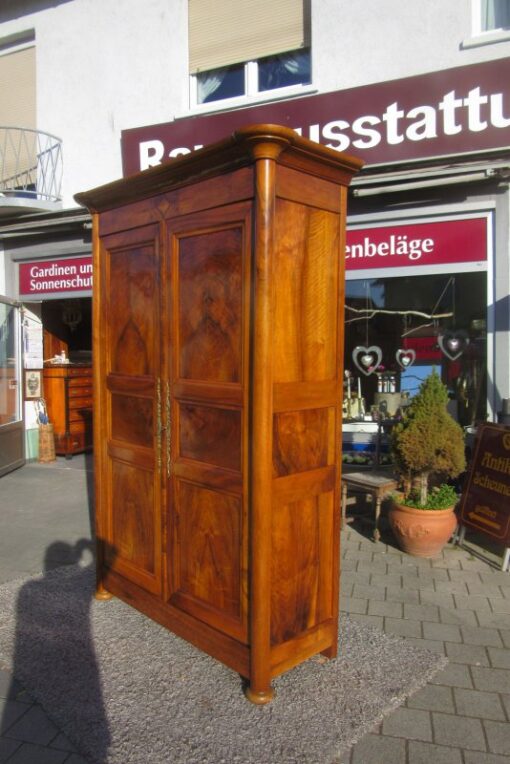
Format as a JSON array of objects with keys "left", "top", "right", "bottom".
[{"left": 97, "top": 223, "right": 164, "bottom": 596}]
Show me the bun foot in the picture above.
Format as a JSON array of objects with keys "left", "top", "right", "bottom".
[
  {"left": 95, "top": 585, "right": 113, "bottom": 601},
  {"left": 245, "top": 686, "right": 275, "bottom": 705}
]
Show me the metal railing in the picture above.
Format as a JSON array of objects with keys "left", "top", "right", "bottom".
[{"left": 0, "top": 127, "right": 63, "bottom": 203}]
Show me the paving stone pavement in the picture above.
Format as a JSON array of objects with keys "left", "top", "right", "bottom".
[
  {"left": 342, "top": 520, "right": 510, "bottom": 764},
  {"left": 0, "top": 461, "right": 509, "bottom": 762}
]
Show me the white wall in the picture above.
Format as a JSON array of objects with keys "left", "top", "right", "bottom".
[
  {"left": 312, "top": 0, "right": 510, "bottom": 93},
  {"left": 1, "top": 0, "right": 188, "bottom": 206},
  {"left": 1, "top": 0, "right": 510, "bottom": 207}
]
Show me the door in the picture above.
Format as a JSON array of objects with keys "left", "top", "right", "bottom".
[
  {"left": 0, "top": 297, "right": 24, "bottom": 477},
  {"left": 98, "top": 224, "right": 163, "bottom": 595},
  {"left": 165, "top": 204, "right": 251, "bottom": 642}
]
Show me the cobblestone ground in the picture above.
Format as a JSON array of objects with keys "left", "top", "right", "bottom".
[
  {"left": 0, "top": 516, "right": 509, "bottom": 763},
  {"left": 341, "top": 519, "right": 510, "bottom": 764}
]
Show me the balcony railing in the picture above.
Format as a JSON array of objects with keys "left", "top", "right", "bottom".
[{"left": 0, "top": 127, "right": 63, "bottom": 203}]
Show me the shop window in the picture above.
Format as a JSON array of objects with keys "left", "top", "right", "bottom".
[
  {"left": 189, "top": 0, "right": 311, "bottom": 108},
  {"left": 344, "top": 272, "right": 487, "bottom": 429}
]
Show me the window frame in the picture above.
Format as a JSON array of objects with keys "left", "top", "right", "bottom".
[
  {"left": 189, "top": 48, "right": 313, "bottom": 112},
  {"left": 462, "top": 0, "right": 510, "bottom": 48}
]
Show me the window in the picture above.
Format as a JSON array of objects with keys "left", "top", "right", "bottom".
[
  {"left": 462, "top": 0, "right": 510, "bottom": 47},
  {"left": 480, "top": 0, "right": 510, "bottom": 30},
  {"left": 189, "top": 0, "right": 311, "bottom": 108},
  {"left": 344, "top": 272, "right": 488, "bottom": 427},
  {"left": 195, "top": 48, "right": 311, "bottom": 106}
]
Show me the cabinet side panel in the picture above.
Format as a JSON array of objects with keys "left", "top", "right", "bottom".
[
  {"left": 271, "top": 491, "right": 334, "bottom": 645},
  {"left": 270, "top": 192, "right": 343, "bottom": 657},
  {"left": 272, "top": 407, "right": 332, "bottom": 477},
  {"left": 273, "top": 200, "right": 339, "bottom": 384}
]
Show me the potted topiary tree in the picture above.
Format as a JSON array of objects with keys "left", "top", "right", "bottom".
[{"left": 389, "top": 368, "right": 466, "bottom": 557}]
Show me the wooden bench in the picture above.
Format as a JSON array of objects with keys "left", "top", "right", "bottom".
[{"left": 341, "top": 471, "right": 398, "bottom": 542}]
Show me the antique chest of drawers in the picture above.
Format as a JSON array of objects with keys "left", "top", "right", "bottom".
[{"left": 43, "top": 365, "right": 93, "bottom": 458}]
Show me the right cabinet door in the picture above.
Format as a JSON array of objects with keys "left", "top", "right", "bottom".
[{"left": 165, "top": 204, "right": 251, "bottom": 643}]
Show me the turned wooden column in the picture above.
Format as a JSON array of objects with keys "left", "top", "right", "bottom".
[{"left": 246, "top": 136, "right": 287, "bottom": 703}]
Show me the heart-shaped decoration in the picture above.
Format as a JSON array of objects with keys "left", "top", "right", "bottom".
[
  {"left": 396, "top": 348, "right": 416, "bottom": 369},
  {"left": 438, "top": 330, "right": 469, "bottom": 361},
  {"left": 352, "top": 345, "right": 383, "bottom": 376}
]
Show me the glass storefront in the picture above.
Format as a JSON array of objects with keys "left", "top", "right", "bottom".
[
  {"left": 342, "top": 269, "right": 487, "bottom": 468},
  {"left": 0, "top": 298, "right": 24, "bottom": 476},
  {"left": 344, "top": 271, "right": 487, "bottom": 426}
]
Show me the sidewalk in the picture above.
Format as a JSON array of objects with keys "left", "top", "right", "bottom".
[
  {"left": 1, "top": 457, "right": 93, "bottom": 764},
  {"left": 0, "top": 459, "right": 509, "bottom": 763},
  {"left": 343, "top": 520, "right": 510, "bottom": 763}
]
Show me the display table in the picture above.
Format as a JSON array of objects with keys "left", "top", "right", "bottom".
[
  {"left": 342, "top": 419, "right": 395, "bottom": 468},
  {"left": 341, "top": 471, "right": 398, "bottom": 541}
]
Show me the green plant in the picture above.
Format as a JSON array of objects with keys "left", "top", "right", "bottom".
[
  {"left": 395, "top": 483, "right": 459, "bottom": 510},
  {"left": 391, "top": 369, "right": 466, "bottom": 507}
]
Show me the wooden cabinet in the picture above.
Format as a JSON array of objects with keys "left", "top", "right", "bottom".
[
  {"left": 75, "top": 125, "right": 362, "bottom": 702},
  {"left": 42, "top": 365, "right": 93, "bottom": 457}
]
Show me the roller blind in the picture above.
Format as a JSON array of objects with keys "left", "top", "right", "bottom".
[
  {"left": 0, "top": 46, "right": 36, "bottom": 129},
  {"left": 0, "top": 46, "right": 36, "bottom": 187},
  {"left": 189, "top": 0, "right": 309, "bottom": 73}
]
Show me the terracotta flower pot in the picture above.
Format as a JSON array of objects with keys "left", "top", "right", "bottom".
[{"left": 388, "top": 500, "right": 457, "bottom": 558}]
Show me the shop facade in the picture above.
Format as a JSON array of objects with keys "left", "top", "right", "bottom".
[
  {"left": 120, "top": 57, "right": 510, "bottom": 448},
  {"left": 1, "top": 211, "right": 93, "bottom": 465},
  {"left": 1, "top": 1, "right": 510, "bottom": 474}
]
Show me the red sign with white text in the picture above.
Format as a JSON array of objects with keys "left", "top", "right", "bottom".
[
  {"left": 345, "top": 216, "right": 487, "bottom": 271},
  {"left": 17, "top": 218, "right": 486, "bottom": 297},
  {"left": 121, "top": 58, "right": 510, "bottom": 175},
  {"left": 19, "top": 257, "right": 93, "bottom": 297}
]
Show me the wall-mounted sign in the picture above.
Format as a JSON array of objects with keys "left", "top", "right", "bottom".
[
  {"left": 459, "top": 423, "right": 510, "bottom": 546},
  {"left": 345, "top": 216, "right": 487, "bottom": 271},
  {"left": 19, "top": 256, "right": 93, "bottom": 298},
  {"left": 121, "top": 58, "right": 510, "bottom": 175}
]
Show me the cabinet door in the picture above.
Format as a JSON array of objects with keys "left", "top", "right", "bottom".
[
  {"left": 165, "top": 204, "right": 251, "bottom": 642},
  {"left": 98, "top": 223, "right": 163, "bottom": 596}
]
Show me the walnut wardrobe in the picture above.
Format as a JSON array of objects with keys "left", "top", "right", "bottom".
[{"left": 75, "top": 124, "right": 362, "bottom": 703}]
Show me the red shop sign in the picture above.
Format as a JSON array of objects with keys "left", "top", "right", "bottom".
[
  {"left": 19, "top": 256, "right": 93, "bottom": 297},
  {"left": 345, "top": 216, "right": 487, "bottom": 271},
  {"left": 121, "top": 58, "right": 510, "bottom": 175}
]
